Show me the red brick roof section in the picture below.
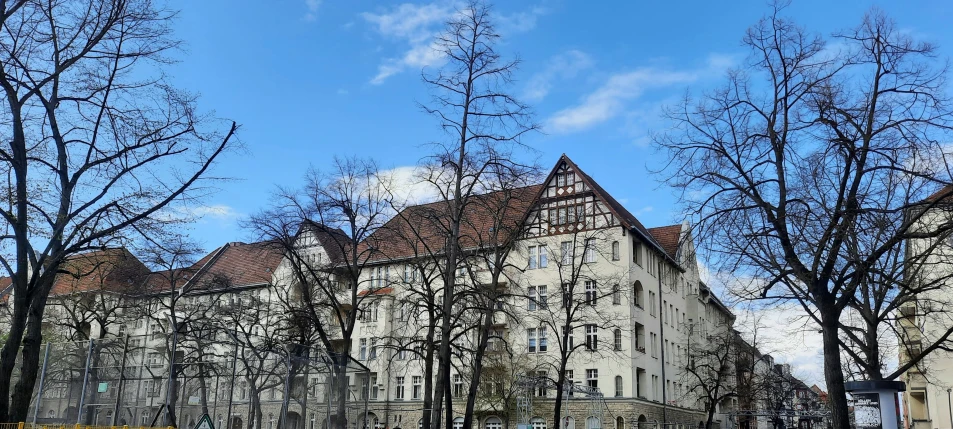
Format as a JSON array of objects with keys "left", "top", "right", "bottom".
[
  {"left": 646, "top": 224, "right": 683, "bottom": 259},
  {"left": 186, "top": 241, "right": 284, "bottom": 291},
  {"left": 924, "top": 184, "right": 953, "bottom": 203},
  {"left": 358, "top": 287, "right": 393, "bottom": 297},
  {"left": 363, "top": 184, "right": 543, "bottom": 262},
  {"left": 50, "top": 248, "right": 152, "bottom": 296}
]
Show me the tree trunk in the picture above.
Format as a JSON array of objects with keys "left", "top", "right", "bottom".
[
  {"left": 10, "top": 297, "right": 48, "bottom": 422},
  {"left": 422, "top": 324, "right": 436, "bottom": 429},
  {"left": 820, "top": 313, "right": 850, "bottom": 429},
  {"left": 462, "top": 311, "right": 492, "bottom": 429},
  {"left": 0, "top": 289, "right": 29, "bottom": 422}
]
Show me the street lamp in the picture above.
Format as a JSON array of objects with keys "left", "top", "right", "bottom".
[{"left": 947, "top": 388, "right": 952, "bottom": 429}]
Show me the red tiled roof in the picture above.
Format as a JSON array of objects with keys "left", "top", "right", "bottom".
[
  {"left": 358, "top": 287, "right": 393, "bottom": 297},
  {"left": 925, "top": 184, "right": 953, "bottom": 203},
  {"left": 50, "top": 248, "right": 151, "bottom": 296},
  {"left": 646, "top": 224, "right": 683, "bottom": 259},
  {"left": 186, "top": 241, "right": 283, "bottom": 291},
  {"left": 363, "top": 184, "right": 543, "bottom": 262},
  {"left": 302, "top": 222, "right": 352, "bottom": 264}
]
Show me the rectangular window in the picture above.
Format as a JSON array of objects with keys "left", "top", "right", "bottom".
[
  {"left": 612, "top": 285, "right": 621, "bottom": 305},
  {"left": 412, "top": 376, "right": 422, "bottom": 399},
  {"left": 528, "top": 286, "right": 538, "bottom": 311},
  {"left": 586, "top": 369, "right": 598, "bottom": 389},
  {"left": 396, "top": 377, "right": 405, "bottom": 400},
  {"left": 585, "top": 325, "right": 598, "bottom": 351},
  {"left": 611, "top": 241, "right": 620, "bottom": 261},
  {"left": 535, "top": 371, "right": 548, "bottom": 397},
  {"left": 369, "top": 338, "right": 378, "bottom": 360},
  {"left": 537, "top": 286, "right": 548, "bottom": 309},
  {"left": 650, "top": 333, "right": 658, "bottom": 358},
  {"left": 585, "top": 281, "right": 597, "bottom": 305},
  {"left": 557, "top": 173, "right": 566, "bottom": 187},
  {"left": 584, "top": 238, "right": 596, "bottom": 263},
  {"left": 370, "top": 373, "right": 378, "bottom": 400},
  {"left": 560, "top": 241, "right": 572, "bottom": 265},
  {"left": 633, "top": 241, "right": 643, "bottom": 266},
  {"left": 538, "top": 245, "right": 547, "bottom": 268},
  {"left": 558, "top": 208, "right": 567, "bottom": 225},
  {"left": 453, "top": 374, "right": 464, "bottom": 397},
  {"left": 529, "top": 246, "right": 538, "bottom": 269},
  {"left": 527, "top": 327, "right": 548, "bottom": 353},
  {"left": 649, "top": 292, "right": 657, "bottom": 316},
  {"left": 359, "top": 339, "right": 367, "bottom": 360},
  {"left": 615, "top": 376, "right": 623, "bottom": 397},
  {"left": 397, "top": 346, "right": 407, "bottom": 360},
  {"left": 563, "top": 327, "right": 574, "bottom": 350}
]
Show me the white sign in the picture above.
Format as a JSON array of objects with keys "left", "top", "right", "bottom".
[{"left": 193, "top": 414, "right": 215, "bottom": 429}]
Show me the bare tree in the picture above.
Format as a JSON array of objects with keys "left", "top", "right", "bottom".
[
  {"left": 0, "top": 0, "right": 237, "bottom": 421},
  {"left": 681, "top": 320, "right": 737, "bottom": 429},
  {"left": 246, "top": 157, "right": 391, "bottom": 429},
  {"left": 417, "top": 2, "right": 538, "bottom": 428},
  {"left": 653, "top": 4, "right": 953, "bottom": 426},
  {"left": 516, "top": 228, "right": 627, "bottom": 427}
]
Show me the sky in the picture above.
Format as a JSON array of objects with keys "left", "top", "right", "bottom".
[{"left": 164, "top": 0, "right": 953, "bottom": 387}]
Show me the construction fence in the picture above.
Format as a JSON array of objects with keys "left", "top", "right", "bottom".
[{"left": 19, "top": 334, "right": 369, "bottom": 429}]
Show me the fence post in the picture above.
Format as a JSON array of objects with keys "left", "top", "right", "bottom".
[
  {"left": 77, "top": 339, "right": 96, "bottom": 424},
  {"left": 113, "top": 336, "right": 130, "bottom": 426},
  {"left": 32, "top": 342, "right": 52, "bottom": 425},
  {"left": 18, "top": 421, "right": 25, "bottom": 429}
]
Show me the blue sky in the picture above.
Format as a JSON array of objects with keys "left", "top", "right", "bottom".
[{"left": 166, "top": 0, "right": 951, "bottom": 386}]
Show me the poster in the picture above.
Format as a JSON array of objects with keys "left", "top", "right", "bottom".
[{"left": 853, "top": 392, "right": 883, "bottom": 429}]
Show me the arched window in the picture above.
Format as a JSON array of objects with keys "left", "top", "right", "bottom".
[
  {"left": 453, "top": 418, "right": 464, "bottom": 429},
  {"left": 585, "top": 417, "right": 600, "bottom": 429},
  {"left": 615, "top": 376, "right": 623, "bottom": 397},
  {"left": 418, "top": 419, "right": 424, "bottom": 429},
  {"left": 611, "top": 241, "right": 620, "bottom": 261},
  {"left": 633, "top": 281, "right": 643, "bottom": 308},
  {"left": 47, "top": 410, "right": 55, "bottom": 419},
  {"left": 310, "top": 414, "right": 316, "bottom": 429},
  {"left": 531, "top": 417, "right": 547, "bottom": 429},
  {"left": 613, "top": 329, "right": 623, "bottom": 351},
  {"left": 485, "top": 417, "right": 503, "bottom": 429},
  {"left": 562, "top": 417, "right": 575, "bottom": 429},
  {"left": 612, "top": 285, "right": 621, "bottom": 305},
  {"left": 268, "top": 414, "right": 275, "bottom": 429},
  {"left": 615, "top": 417, "right": 624, "bottom": 429}
]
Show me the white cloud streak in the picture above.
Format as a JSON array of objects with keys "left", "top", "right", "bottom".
[
  {"left": 524, "top": 49, "right": 594, "bottom": 102},
  {"left": 546, "top": 53, "right": 737, "bottom": 134},
  {"left": 304, "top": 0, "right": 322, "bottom": 21}
]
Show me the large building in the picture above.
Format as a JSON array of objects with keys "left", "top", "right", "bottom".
[
  {"left": 0, "top": 155, "right": 806, "bottom": 429},
  {"left": 900, "top": 186, "right": 953, "bottom": 429}
]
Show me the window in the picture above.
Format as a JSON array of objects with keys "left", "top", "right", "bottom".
[
  {"left": 613, "top": 329, "right": 622, "bottom": 351},
  {"left": 369, "top": 338, "right": 378, "bottom": 360},
  {"left": 633, "top": 282, "right": 643, "bottom": 308},
  {"left": 528, "top": 286, "right": 547, "bottom": 310},
  {"left": 585, "top": 325, "right": 598, "bottom": 351},
  {"left": 397, "top": 346, "right": 407, "bottom": 360},
  {"left": 359, "top": 339, "right": 367, "bottom": 360},
  {"left": 586, "top": 369, "right": 598, "bottom": 388},
  {"left": 612, "top": 285, "right": 621, "bottom": 305},
  {"left": 649, "top": 292, "right": 657, "bottom": 316},
  {"left": 535, "top": 371, "right": 549, "bottom": 397},
  {"left": 585, "top": 418, "right": 600, "bottom": 429},
  {"left": 633, "top": 241, "right": 643, "bottom": 266},
  {"left": 611, "top": 241, "right": 620, "bottom": 261},
  {"left": 485, "top": 417, "right": 503, "bottom": 429},
  {"left": 528, "top": 245, "right": 548, "bottom": 269},
  {"left": 615, "top": 417, "right": 624, "bottom": 429},
  {"left": 531, "top": 417, "right": 547, "bottom": 429},
  {"left": 453, "top": 418, "right": 464, "bottom": 429},
  {"left": 560, "top": 241, "right": 572, "bottom": 265},
  {"left": 528, "top": 327, "right": 548, "bottom": 353},
  {"left": 370, "top": 373, "right": 379, "bottom": 400},
  {"left": 650, "top": 333, "right": 658, "bottom": 358},
  {"left": 412, "top": 376, "right": 422, "bottom": 399},
  {"left": 615, "top": 376, "right": 623, "bottom": 397},
  {"left": 396, "top": 377, "right": 405, "bottom": 399},
  {"left": 453, "top": 374, "right": 464, "bottom": 397},
  {"left": 584, "top": 281, "right": 597, "bottom": 305},
  {"left": 584, "top": 239, "right": 596, "bottom": 263},
  {"left": 563, "top": 327, "right": 574, "bottom": 350}
]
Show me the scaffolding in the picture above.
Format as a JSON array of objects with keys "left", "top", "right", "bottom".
[
  {"left": 724, "top": 409, "right": 830, "bottom": 429},
  {"left": 514, "top": 375, "right": 606, "bottom": 429}
]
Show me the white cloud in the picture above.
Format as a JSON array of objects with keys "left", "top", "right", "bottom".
[
  {"left": 546, "top": 54, "right": 737, "bottom": 134},
  {"left": 362, "top": 2, "right": 548, "bottom": 85},
  {"left": 362, "top": 2, "right": 456, "bottom": 85},
  {"left": 191, "top": 205, "right": 240, "bottom": 221},
  {"left": 304, "top": 0, "right": 322, "bottom": 21},
  {"left": 496, "top": 5, "right": 548, "bottom": 34},
  {"left": 377, "top": 166, "right": 441, "bottom": 207},
  {"left": 735, "top": 303, "right": 827, "bottom": 388},
  {"left": 524, "top": 50, "right": 593, "bottom": 102}
]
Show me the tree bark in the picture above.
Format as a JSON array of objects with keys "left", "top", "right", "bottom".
[{"left": 821, "top": 312, "right": 850, "bottom": 429}]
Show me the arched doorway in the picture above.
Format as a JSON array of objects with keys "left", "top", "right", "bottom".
[
  {"left": 230, "top": 416, "right": 244, "bottom": 429},
  {"left": 562, "top": 417, "right": 575, "bottom": 429},
  {"left": 286, "top": 412, "right": 302, "bottom": 429},
  {"left": 636, "top": 415, "right": 646, "bottom": 429}
]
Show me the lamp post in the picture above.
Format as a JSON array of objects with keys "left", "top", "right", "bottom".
[{"left": 946, "top": 388, "right": 952, "bottom": 429}]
